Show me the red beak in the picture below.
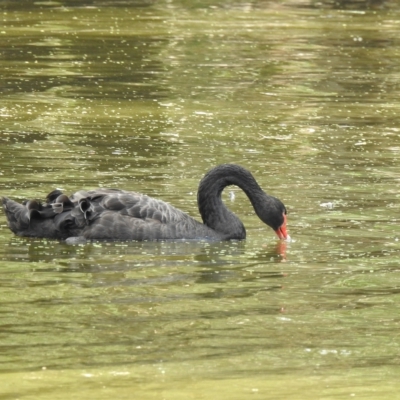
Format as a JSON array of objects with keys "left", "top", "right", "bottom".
[{"left": 274, "top": 213, "right": 288, "bottom": 240}]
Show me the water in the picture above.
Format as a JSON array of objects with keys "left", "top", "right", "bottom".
[{"left": 2, "top": 1, "right": 400, "bottom": 398}]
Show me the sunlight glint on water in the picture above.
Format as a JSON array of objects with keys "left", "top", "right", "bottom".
[{"left": 1, "top": 1, "right": 400, "bottom": 399}]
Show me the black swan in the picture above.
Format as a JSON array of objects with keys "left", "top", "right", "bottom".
[{"left": 1, "top": 164, "right": 288, "bottom": 242}]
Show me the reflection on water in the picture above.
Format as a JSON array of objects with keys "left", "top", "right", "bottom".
[{"left": 1, "top": 0, "right": 400, "bottom": 399}]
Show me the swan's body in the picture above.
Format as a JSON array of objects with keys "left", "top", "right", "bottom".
[{"left": 2, "top": 164, "right": 288, "bottom": 242}]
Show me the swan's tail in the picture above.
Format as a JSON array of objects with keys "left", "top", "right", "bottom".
[
  {"left": 2, "top": 196, "right": 71, "bottom": 239},
  {"left": 2, "top": 197, "right": 31, "bottom": 234}
]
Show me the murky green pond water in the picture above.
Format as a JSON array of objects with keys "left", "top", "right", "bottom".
[{"left": 2, "top": 0, "right": 400, "bottom": 398}]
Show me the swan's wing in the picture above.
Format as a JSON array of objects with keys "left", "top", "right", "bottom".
[
  {"left": 81, "top": 190, "right": 190, "bottom": 224},
  {"left": 65, "top": 189, "right": 203, "bottom": 240}
]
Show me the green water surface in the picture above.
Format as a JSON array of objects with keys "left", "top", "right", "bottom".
[{"left": 1, "top": 0, "right": 400, "bottom": 399}]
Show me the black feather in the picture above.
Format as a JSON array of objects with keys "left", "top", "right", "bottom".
[{"left": 1, "top": 164, "right": 287, "bottom": 242}]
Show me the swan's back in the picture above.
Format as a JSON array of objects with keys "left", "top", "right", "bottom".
[{"left": 2, "top": 189, "right": 217, "bottom": 241}]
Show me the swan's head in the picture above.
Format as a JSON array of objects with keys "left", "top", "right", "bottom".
[{"left": 257, "top": 195, "right": 288, "bottom": 240}]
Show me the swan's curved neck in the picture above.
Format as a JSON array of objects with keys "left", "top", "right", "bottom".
[{"left": 197, "top": 165, "right": 265, "bottom": 239}]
